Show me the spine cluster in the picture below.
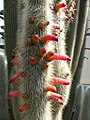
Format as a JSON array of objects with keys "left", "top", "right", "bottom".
[{"left": 9, "top": 0, "right": 76, "bottom": 120}]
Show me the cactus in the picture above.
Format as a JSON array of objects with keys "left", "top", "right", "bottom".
[
  {"left": 63, "top": 0, "right": 89, "bottom": 119},
  {"left": 8, "top": 0, "right": 76, "bottom": 120},
  {"left": 69, "top": 84, "right": 90, "bottom": 120},
  {"left": 4, "top": 0, "right": 17, "bottom": 76},
  {"left": 0, "top": 50, "right": 9, "bottom": 120},
  {"left": 4, "top": 0, "right": 88, "bottom": 120}
]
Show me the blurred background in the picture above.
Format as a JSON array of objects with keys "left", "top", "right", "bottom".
[
  {"left": 80, "top": 7, "right": 90, "bottom": 84},
  {"left": 0, "top": 0, "right": 4, "bottom": 49}
]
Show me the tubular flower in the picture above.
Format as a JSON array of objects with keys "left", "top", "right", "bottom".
[
  {"left": 47, "top": 91, "right": 63, "bottom": 104},
  {"left": 8, "top": 90, "right": 21, "bottom": 97},
  {"left": 41, "top": 34, "right": 58, "bottom": 44},
  {"left": 38, "top": 48, "right": 46, "bottom": 57},
  {"left": 19, "top": 104, "right": 29, "bottom": 112},
  {"left": 10, "top": 70, "right": 25, "bottom": 83},
  {"left": 45, "top": 84, "right": 57, "bottom": 92},
  {"left": 52, "top": 24, "right": 60, "bottom": 29},
  {"left": 44, "top": 51, "right": 54, "bottom": 62},
  {"left": 32, "top": 34, "right": 39, "bottom": 44},
  {"left": 50, "top": 53, "right": 71, "bottom": 61},
  {"left": 29, "top": 56, "right": 37, "bottom": 65},
  {"left": 55, "top": 2, "right": 66, "bottom": 11},
  {"left": 50, "top": 77, "right": 70, "bottom": 85},
  {"left": 11, "top": 58, "right": 19, "bottom": 65}
]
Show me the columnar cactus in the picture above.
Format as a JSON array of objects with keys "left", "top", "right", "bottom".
[
  {"left": 70, "top": 84, "right": 90, "bottom": 120},
  {"left": 0, "top": 50, "right": 9, "bottom": 119},
  {"left": 63, "top": 0, "right": 89, "bottom": 119},
  {"left": 8, "top": 0, "right": 77, "bottom": 120}
]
